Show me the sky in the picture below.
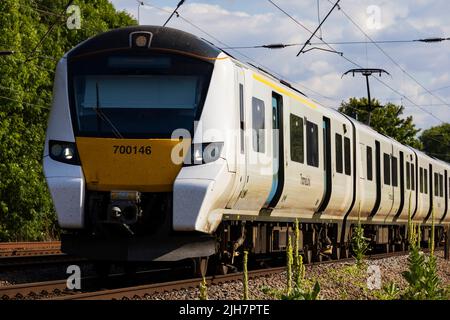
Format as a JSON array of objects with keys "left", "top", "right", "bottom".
[{"left": 109, "top": 0, "right": 450, "bottom": 131}]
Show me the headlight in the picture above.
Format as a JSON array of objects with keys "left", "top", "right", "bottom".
[
  {"left": 188, "top": 142, "right": 224, "bottom": 165},
  {"left": 49, "top": 140, "right": 80, "bottom": 165}
]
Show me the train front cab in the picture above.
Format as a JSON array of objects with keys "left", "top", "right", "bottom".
[{"left": 43, "top": 26, "right": 237, "bottom": 262}]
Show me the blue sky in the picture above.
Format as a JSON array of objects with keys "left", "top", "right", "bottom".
[{"left": 109, "top": 0, "right": 450, "bottom": 131}]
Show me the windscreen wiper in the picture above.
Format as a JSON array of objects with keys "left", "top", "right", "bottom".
[{"left": 93, "top": 82, "right": 123, "bottom": 139}]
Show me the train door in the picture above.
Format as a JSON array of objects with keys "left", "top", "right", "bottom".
[
  {"left": 263, "top": 93, "right": 284, "bottom": 209},
  {"left": 395, "top": 151, "right": 405, "bottom": 218},
  {"left": 370, "top": 140, "right": 381, "bottom": 216},
  {"left": 391, "top": 148, "right": 401, "bottom": 219},
  {"left": 231, "top": 74, "right": 273, "bottom": 211},
  {"left": 429, "top": 164, "right": 434, "bottom": 219},
  {"left": 227, "top": 66, "right": 247, "bottom": 208},
  {"left": 379, "top": 143, "right": 395, "bottom": 218},
  {"left": 317, "top": 117, "right": 331, "bottom": 212},
  {"left": 443, "top": 170, "right": 448, "bottom": 222}
]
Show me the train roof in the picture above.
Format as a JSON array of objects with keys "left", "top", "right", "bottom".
[{"left": 66, "top": 25, "right": 221, "bottom": 62}]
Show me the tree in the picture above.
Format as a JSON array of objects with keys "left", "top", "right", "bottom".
[
  {"left": 339, "top": 97, "right": 422, "bottom": 149},
  {"left": 0, "top": 1, "right": 136, "bottom": 241},
  {"left": 420, "top": 123, "right": 450, "bottom": 163}
]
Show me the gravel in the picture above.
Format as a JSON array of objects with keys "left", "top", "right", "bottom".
[
  {"left": 2, "top": 251, "right": 449, "bottom": 300},
  {"left": 146, "top": 251, "right": 450, "bottom": 300}
]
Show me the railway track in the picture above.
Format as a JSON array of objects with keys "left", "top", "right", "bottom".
[
  {"left": 0, "top": 250, "right": 421, "bottom": 300},
  {"left": 0, "top": 254, "right": 86, "bottom": 269},
  {"left": 57, "top": 251, "right": 417, "bottom": 300},
  {"left": 0, "top": 241, "right": 61, "bottom": 257},
  {"left": 0, "top": 241, "right": 88, "bottom": 270},
  {"left": 0, "top": 265, "right": 190, "bottom": 300}
]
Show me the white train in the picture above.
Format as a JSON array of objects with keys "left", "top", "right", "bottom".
[{"left": 44, "top": 26, "right": 449, "bottom": 269}]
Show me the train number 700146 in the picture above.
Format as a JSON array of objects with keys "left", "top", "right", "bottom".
[{"left": 113, "top": 145, "right": 152, "bottom": 155}]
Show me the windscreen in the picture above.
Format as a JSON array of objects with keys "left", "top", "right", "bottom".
[{"left": 68, "top": 52, "right": 213, "bottom": 138}]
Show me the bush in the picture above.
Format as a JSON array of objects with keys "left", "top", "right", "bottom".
[{"left": 401, "top": 209, "right": 447, "bottom": 300}]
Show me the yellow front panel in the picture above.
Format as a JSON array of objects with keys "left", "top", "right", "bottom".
[{"left": 76, "top": 137, "right": 189, "bottom": 192}]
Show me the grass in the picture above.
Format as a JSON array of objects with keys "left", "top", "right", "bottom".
[
  {"left": 351, "top": 205, "right": 370, "bottom": 267},
  {"left": 243, "top": 250, "right": 249, "bottom": 300},
  {"left": 199, "top": 276, "right": 208, "bottom": 300},
  {"left": 401, "top": 207, "right": 447, "bottom": 300},
  {"left": 262, "top": 221, "right": 321, "bottom": 300}
]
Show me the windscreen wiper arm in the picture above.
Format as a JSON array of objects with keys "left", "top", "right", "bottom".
[{"left": 93, "top": 82, "right": 123, "bottom": 139}]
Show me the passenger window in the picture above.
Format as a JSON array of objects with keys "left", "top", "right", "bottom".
[
  {"left": 439, "top": 174, "right": 444, "bottom": 197},
  {"left": 252, "top": 97, "right": 265, "bottom": 153},
  {"left": 411, "top": 164, "right": 415, "bottom": 191},
  {"left": 424, "top": 169, "right": 428, "bottom": 194},
  {"left": 406, "top": 162, "right": 410, "bottom": 190},
  {"left": 344, "top": 137, "right": 351, "bottom": 175},
  {"left": 366, "top": 146, "right": 373, "bottom": 181},
  {"left": 383, "top": 153, "right": 391, "bottom": 185},
  {"left": 335, "top": 134, "right": 343, "bottom": 173},
  {"left": 434, "top": 173, "right": 439, "bottom": 196},
  {"left": 239, "top": 84, "right": 244, "bottom": 154},
  {"left": 392, "top": 156, "right": 398, "bottom": 187},
  {"left": 306, "top": 121, "right": 319, "bottom": 167},
  {"left": 420, "top": 167, "right": 423, "bottom": 193},
  {"left": 290, "top": 114, "right": 304, "bottom": 163}
]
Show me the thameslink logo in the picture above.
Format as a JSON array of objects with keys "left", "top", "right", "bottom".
[{"left": 300, "top": 173, "right": 311, "bottom": 186}]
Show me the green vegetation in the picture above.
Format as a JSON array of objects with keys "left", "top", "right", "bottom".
[
  {"left": 419, "top": 123, "right": 450, "bottom": 162},
  {"left": 373, "top": 281, "right": 401, "bottom": 300},
  {"left": 0, "top": 0, "right": 136, "bottom": 241},
  {"left": 401, "top": 209, "right": 447, "bottom": 300},
  {"left": 339, "top": 98, "right": 422, "bottom": 149},
  {"left": 243, "top": 250, "right": 249, "bottom": 300},
  {"left": 293, "top": 220, "right": 305, "bottom": 287},
  {"left": 199, "top": 276, "right": 208, "bottom": 300},
  {"left": 351, "top": 207, "right": 370, "bottom": 267},
  {"left": 262, "top": 223, "right": 320, "bottom": 300},
  {"left": 286, "top": 235, "right": 293, "bottom": 295},
  {"left": 326, "top": 264, "right": 368, "bottom": 299}
]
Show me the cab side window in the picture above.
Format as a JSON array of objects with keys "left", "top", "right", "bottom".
[
  {"left": 306, "top": 120, "right": 319, "bottom": 168},
  {"left": 290, "top": 114, "right": 304, "bottom": 163},
  {"left": 252, "top": 97, "right": 265, "bottom": 153}
]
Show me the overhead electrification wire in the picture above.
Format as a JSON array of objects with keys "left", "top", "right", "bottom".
[
  {"left": 317, "top": 0, "right": 323, "bottom": 40},
  {"left": 428, "top": 84, "right": 450, "bottom": 92},
  {"left": 267, "top": 0, "right": 315, "bottom": 34},
  {"left": 163, "top": 0, "right": 185, "bottom": 27},
  {"left": 25, "top": 0, "right": 74, "bottom": 62},
  {"left": 224, "top": 37, "right": 450, "bottom": 49},
  {"left": 332, "top": 1, "right": 450, "bottom": 108},
  {"left": 268, "top": 0, "right": 445, "bottom": 124},
  {"left": 296, "top": 0, "right": 341, "bottom": 56}
]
